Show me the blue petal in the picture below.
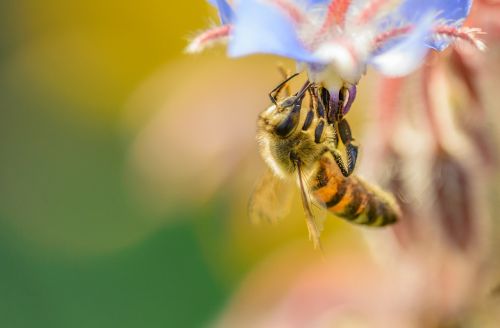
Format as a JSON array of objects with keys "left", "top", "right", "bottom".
[
  {"left": 228, "top": 0, "right": 317, "bottom": 62},
  {"left": 399, "top": 0, "right": 472, "bottom": 22},
  {"left": 207, "top": 0, "right": 234, "bottom": 24},
  {"left": 301, "top": 0, "right": 330, "bottom": 5},
  {"left": 370, "top": 14, "right": 434, "bottom": 77},
  {"left": 398, "top": 0, "right": 472, "bottom": 50}
]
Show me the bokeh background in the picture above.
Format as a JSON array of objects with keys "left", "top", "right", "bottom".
[{"left": 1, "top": 1, "right": 499, "bottom": 327}]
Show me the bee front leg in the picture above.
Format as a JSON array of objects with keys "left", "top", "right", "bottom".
[{"left": 331, "top": 118, "right": 358, "bottom": 177}]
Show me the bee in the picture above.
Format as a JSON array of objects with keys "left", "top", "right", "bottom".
[{"left": 249, "top": 73, "right": 400, "bottom": 248}]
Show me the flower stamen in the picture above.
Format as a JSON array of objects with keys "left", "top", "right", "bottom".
[
  {"left": 433, "top": 25, "right": 486, "bottom": 51},
  {"left": 321, "top": 0, "right": 352, "bottom": 30},
  {"left": 373, "top": 25, "right": 413, "bottom": 49},
  {"left": 355, "top": 0, "right": 394, "bottom": 25},
  {"left": 186, "top": 25, "right": 232, "bottom": 53}
]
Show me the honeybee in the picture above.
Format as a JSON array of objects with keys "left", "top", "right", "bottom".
[{"left": 249, "top": 73, "right": 400, "bottom": 248}]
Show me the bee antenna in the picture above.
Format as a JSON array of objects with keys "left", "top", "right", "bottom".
[
  {"left": 295, "top": 80, "right": 311, "bottom": 101},
  {"left": 269, "top": 72, "right": 300, "bottom": 105}
]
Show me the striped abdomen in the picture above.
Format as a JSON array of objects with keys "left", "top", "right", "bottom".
[{"left": 312, "top": 156, "right": 399, "bottom": 226}]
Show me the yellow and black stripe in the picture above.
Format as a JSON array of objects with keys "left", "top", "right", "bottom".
[{"left": 312, "top": 156, "right": 399, "bottom": 226}]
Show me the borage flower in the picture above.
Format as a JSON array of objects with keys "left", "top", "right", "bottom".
[{"left": 188, "top": 0, "right": 483, "bottom": 114}]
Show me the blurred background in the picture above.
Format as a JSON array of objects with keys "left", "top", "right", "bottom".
[{"left": 1, "top": 1, "right": 499, "bottom": 327}]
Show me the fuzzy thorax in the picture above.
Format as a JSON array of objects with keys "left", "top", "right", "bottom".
[{"left": 256, "top": 101, "right": 329, "bottom": 179}]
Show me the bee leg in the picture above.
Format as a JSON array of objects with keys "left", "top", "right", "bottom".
[
  {"left": 332, "top": 118, "right": 359, "bottom": 177},
  {"left": 331, "top": 149, "right": 354, "bottom": 177},
  {"left": 316, "top": 87, "right": 330, "bottom": 119},
  {"left": 339, "top": 118, "right": 359, "bottom": 173},
  {"left": 302, "top": 88, "right": 316, "bottom": 131},
  {"left": 332, "top": 124, "right": 339, "bottom": 148}
]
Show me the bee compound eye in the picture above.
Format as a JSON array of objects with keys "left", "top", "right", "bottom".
[
  {"left": 275, "top": 105, "right": 301, "bottom": 137},
  {"left": 280, "top": 96, "right": 297, "bottom": 108}
]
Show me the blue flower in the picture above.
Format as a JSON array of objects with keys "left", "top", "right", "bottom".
[{"left": 189, "top": 0, "right": 482, "bottom": 90}]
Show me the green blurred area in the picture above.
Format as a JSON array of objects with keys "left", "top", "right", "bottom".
[
  {"left": 0, "top": 1, "right": 234, "bottom": 327},
  {"left": 0, "top": 217, "right": 225, "bottom": 328}
]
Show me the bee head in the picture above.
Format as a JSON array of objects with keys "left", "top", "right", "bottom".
[
  {"left": 258, "top": 95, "right": 304, "bottom": 138},
  {"left": 259, "top": 80, "right": 310, "bottom": 138}
]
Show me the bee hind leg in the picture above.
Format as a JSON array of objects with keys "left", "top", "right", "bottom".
[{"left": 332, "top": 118, "right": 358, "bottom": 177}]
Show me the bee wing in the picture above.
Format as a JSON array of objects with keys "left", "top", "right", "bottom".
[
  {"left": 248, "top": 169, "right": 294, "bottom": 225},
  {"left": 296, "top": 160, "right": 326, "bottom": 250}
]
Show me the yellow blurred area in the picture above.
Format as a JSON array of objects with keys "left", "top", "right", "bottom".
[
  {"left": 0, "top": 0, "right": 215, "bottom": 254},
  {"left": 0, "top": 0, "right": 373, "bottom": 262},
  {"left": 1, "top": 0, "right": 211, "bottom": 121}
]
